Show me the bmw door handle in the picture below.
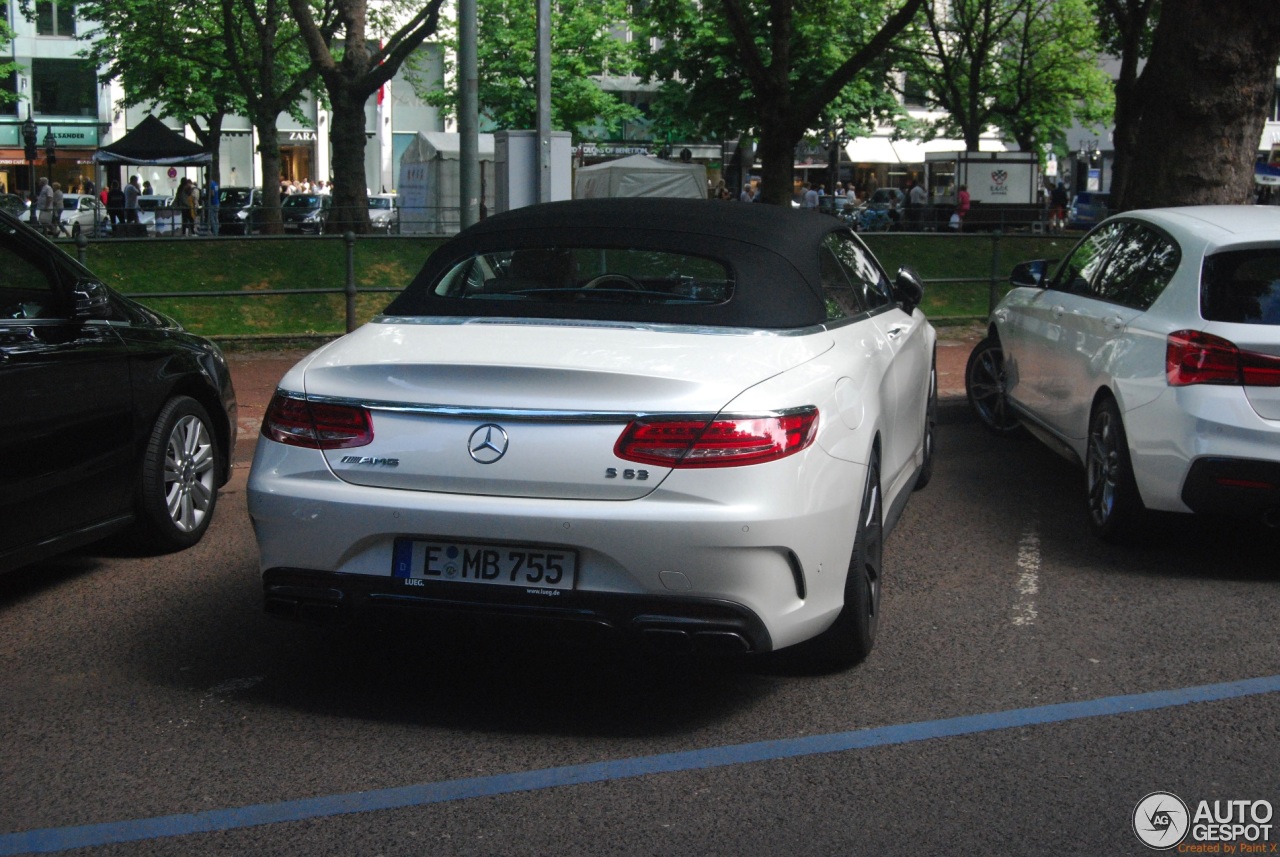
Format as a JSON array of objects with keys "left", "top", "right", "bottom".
[
  {"left": 885, "top": 324, "right": 910, "bottom": 340},
  {"left": 993, "top": 309, "right": 1009, "bottom": 322},
  {"left": 1052, "top": 305, "right": 1067, "bottom": 318},
  {"left": 1103, "top": 315, "right": 1125, "bottom": 331}
]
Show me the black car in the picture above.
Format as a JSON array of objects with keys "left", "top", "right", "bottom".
[
  {"left": 216, "top": 186, "right": 263, "bottom": 235},
  {"left": 0, "top": 209, "right": 237, "bottom": 573},
  {"left": 280, "top": 193, "right": 331, "bottom": 234}
]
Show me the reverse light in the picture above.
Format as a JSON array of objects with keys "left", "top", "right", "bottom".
[
  {"left": 1166, "top": 330, "right": 1280, "bottom": 387},
  {"left": 262, "top": 393, "right": 373, "bottom": 449},
  {"left": 615, "top": 409, "right": 819, "bottom": 468}
]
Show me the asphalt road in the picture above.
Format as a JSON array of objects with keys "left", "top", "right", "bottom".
[{"left": 2, "top": 347, "right": 1279, "bottom": 856}]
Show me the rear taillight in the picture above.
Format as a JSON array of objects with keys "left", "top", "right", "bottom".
[
  {"left": 615, "top": 409, "right": 818, "bottom": 468},
  {"left": 261, "top": 393, "right": 373, "bottom": 449},
  {"left": 1166, "top": 330, "right": 1280, "bottom": 387}
]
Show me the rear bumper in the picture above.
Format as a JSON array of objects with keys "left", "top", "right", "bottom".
[
  {"left": 1180, "top": 457, "right": 1280, "bottom": 521},
  {"left": 263, "top": 566, "right": 771, "bottom": 653}
]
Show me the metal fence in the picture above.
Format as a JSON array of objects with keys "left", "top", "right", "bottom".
[{"left": 57, "top": 229, "right": 1077, "bottom": 337}]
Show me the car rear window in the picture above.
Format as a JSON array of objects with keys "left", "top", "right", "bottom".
[
  {"left": 430, "top": 247, "right": 734, "bottom": 309},
  {"left": 1201, "top": 249, "right": 1280, "bottom": 325}
]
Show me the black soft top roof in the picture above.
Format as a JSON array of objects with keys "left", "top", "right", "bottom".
[{"left": 384, "top": 198, "right": 853, "bottom": 329}]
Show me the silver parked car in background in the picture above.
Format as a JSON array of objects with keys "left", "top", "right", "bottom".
[{"left": 967, "top": 206, "right": 1280, "bottom": 541}]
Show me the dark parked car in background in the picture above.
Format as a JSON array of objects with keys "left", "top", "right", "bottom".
[
  {"left": 1067, "top": 191, "right": 1110, "bottom": 230},
  {"left": 0, "top": 209, "right": 237, "bottom": 573},
  {"left": 280, "top": 193, "right": 331, "bottom": 234},
  {"left": 217, "top": 186, "right": 263, "bottom": 235}
]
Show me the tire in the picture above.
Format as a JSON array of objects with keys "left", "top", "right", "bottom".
[
  {"left": 1085, "top": 396, "right": 1146, "bottom": 542},
  {"left": 803, "top": 453, "right": 884, "bottom": 669},
  {"left": 134, "top": 396, "right": 221, "bottom": 552},
  {"left": 965, "top": 336, "right": 1022, "bottom": 435},
  {"left": 914, "top": 354, "right": 938, "bottom": 491}
]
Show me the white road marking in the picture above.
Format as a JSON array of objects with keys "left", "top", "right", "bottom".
[{"left": 1012, "top": 523, "right": 1040, "bottom": 626}]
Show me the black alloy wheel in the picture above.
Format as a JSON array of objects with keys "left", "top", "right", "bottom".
[
  {"left": 965, "top": 336, "right": 1022, "bottom": 435},
  {"left": 1085, "top": 396, "right": 1145, "bottom": 542},
  {"left": 803, "top": 451, "right": 883, "bottom": 669},
  {"left": 914, "top": 354, "right": 938, "bottom": 491}
]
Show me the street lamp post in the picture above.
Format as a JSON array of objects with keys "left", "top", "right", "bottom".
[
  {"left": 21, "top": 110, "right": 37, "bottom": 221},
  {"left": 44, "top": 127, "right": 57, "bottom": 182}
]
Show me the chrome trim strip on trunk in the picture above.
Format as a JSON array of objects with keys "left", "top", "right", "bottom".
[
  {"left": 278, "top": 391, "right": 817, "bottom": 424},
  {"left": 373, "top": 314, "right": 826, "bottom": 338}
]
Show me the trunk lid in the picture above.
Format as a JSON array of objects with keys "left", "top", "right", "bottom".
[{"left": 298, "top": 320, "right": 831, "bottom": 499}]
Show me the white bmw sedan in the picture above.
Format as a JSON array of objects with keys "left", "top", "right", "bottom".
[
  {"left": 248, "top": 199, "right": 937, "bottom": 667},
  {"left": 967, "top": 206, "right": 1280, "bottom": 541}
]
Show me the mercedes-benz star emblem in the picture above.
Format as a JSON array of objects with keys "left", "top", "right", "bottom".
[{"left": 467, "top": 424, "right": 509, "bottom": 464}]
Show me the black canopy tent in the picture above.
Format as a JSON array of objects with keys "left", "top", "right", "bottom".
[{"left": 93, "top": 115, "right": 212, "bottom": 167}]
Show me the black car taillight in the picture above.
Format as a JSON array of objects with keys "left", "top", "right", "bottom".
[
  {"left": 262, "top": 393, "right": 373, "bottom": 449},
  {"left": 1166, "top": 330, "right": 1280, "bottom": 387},
  {"left": 615, "top": 409, "right": 818, "bottom": 468}
]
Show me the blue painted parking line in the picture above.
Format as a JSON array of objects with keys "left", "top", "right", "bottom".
[{"left": 4, "top": 673, "right": 1279, "bottom": 855}]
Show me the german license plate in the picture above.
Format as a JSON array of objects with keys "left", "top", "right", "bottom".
[{"left": 392, "top": 538, "right": 577, "bottom": 590}]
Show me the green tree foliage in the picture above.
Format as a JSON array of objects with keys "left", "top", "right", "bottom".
[
  {"left": 415, "top": 0, "right": 640, "bottom": 135},
  {"left": 900, "top": 0, "right": 1112, "bottom": 154},
  {"left": 0, "top": 21, "right": 20, "bottom": 109},
  {"left": 75, "top": 0, "right": 246, "bottom": 182},
  {"left": 634, "top": 0, "right": 924, "bottom": 205}
]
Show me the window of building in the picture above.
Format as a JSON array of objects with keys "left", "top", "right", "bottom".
[
  {"left": 36, "top": 0, "right": 76, "bottom": 36},
  {"left": 31, "top": 59, "right": 97, "bottom": 116},
  {"left": 902, "top": 73, "right": 929, "bottom": 108}
]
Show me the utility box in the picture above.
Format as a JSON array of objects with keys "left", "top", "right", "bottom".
[
  {"left": 926, "top": 150, "right": 1043, "bottom": 230},
  {"left": 494, "top": 130, "right": 572, "bottom": 214}
]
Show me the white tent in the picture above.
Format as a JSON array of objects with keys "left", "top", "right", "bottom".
[
  {"left": 573, "top": 154, "right": 708, "bottom": 199},
  {"left": 397, "top": 132, "right": 496, "bottom": 235}
]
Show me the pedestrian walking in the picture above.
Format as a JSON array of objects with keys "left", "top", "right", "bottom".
[
  {"left": 123, "top": 175, "right": 141, "bottom": 224},
  {"left": 955, "top": 184, "right": 971, "bottom": 231},
  {"left": 50, "top": 182, "right": 69, "bottom": 236},
  {"left": 1049, "top": 182, "right": 1069, "bottom": 233},
  {"left": 35, "top": 177, "right": 54, "bottom": 235}
]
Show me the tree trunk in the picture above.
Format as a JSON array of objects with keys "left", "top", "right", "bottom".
[
  {"left": 1121, "top": 0, "right": 1280, "bottom": 210},
  {"left": 756, "top": 125, "right": 801, "bottom": 206},
  {"left": 255, "top": 117, "right": 284, "bottom": 235},
  {"left": 326, "top": 83, "right": 373, "bottom": 234}
]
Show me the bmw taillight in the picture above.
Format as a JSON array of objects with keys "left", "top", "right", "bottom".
[
  {"left": 615, "top": 409, "right": 819, "bottom": 468},
  {"left": 261, "top": 393, "right": 373, "bottom": 449},
  {"left": 1166, "top": 330, "right": 1280, "bottom": 387}
]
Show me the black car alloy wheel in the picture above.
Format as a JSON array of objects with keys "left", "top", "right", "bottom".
[
  {"left": 965, "top": 336, "right": 1022, "bottom": 435},
  {"left": 1085, "top": 396, "right": 1145, "bottom": 541}
]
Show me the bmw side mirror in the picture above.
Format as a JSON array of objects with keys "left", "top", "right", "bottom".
[
  {"left": 72, "top": 278, "right": 112, "bottom": 321},
  {"left": 893, "top": 266, "right": 925, "bottom": 314},
  {"left": 1010, "top": 260, "right": 1052, "bottom": 289}
]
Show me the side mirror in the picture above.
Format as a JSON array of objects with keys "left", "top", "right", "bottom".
[
  {"left": 72, "top": 278, "right": 112, "bottom": 321},
  {"left": 1010, "top": 260, "right": 1052, "bottom": 289},
  {"left": 893, "top": 266, "right": 925, "bottom": 314}
]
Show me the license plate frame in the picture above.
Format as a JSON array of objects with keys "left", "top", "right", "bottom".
[{"left": 392, "top": 538, "right": 578, "bottom": 591}]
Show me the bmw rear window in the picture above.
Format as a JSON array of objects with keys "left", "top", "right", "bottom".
[
  {"left": 1202, "top": 249, "right": 1280, "bottom": 325},
  {"left": 431, "top": 247, "right": 734, "bottom": 307}
]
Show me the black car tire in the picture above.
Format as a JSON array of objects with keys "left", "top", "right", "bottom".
[
  {"left": 965, "top": 336, "right": 1023, "bottom": 435},
  {"left": 914, "top": 354, "right": 938, "bottom": 491},
  {"left": 134, "top": 396, "right": 221, "bottom": 552},
  {"left": 1085, "top": 396, "right": 1146, "bottom": 542},
  {"left": 802, "top": 451, "right": 883, "bottom": 669}
]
